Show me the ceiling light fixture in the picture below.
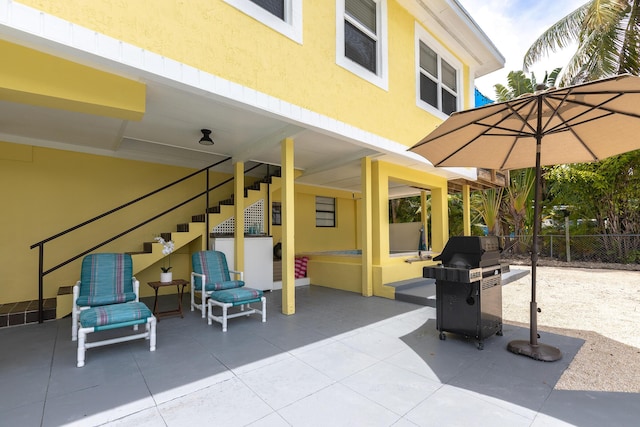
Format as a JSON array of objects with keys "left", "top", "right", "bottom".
[{"left": 199, "top": 129, "right": 214, "bottom": 145}]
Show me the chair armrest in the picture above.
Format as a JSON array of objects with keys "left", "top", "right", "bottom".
[
  {"left": 229, "top": 270, "right": 244, "bottom": 281},
  {"left": 133, "top": 277, "right": 140, "bottom": 301},
  {"left": 192, "top": 272, "right": 206, "bottom": 290},
  {"left": 73, "top": 281, "right": 80, "bottom": 308}
]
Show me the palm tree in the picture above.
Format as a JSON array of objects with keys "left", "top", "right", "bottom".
[
  {"left": 504, "top": 169, "right": 535, "bottom": 253},
  {"left": 523, "top": 0, "right": 640, "bottom": 86},
  {"left": 491, "top": 71, "right": 556, "bottom": 251},
  {"left": 494, "top": 69, "right": 561, "bottom": 101},
  {"left": 472, "top": 187, "right": 504, "bottom": 236}
]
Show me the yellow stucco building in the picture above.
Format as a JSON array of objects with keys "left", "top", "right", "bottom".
[{"left": 0, "top": 0, "right": 503, "bottom": 323}]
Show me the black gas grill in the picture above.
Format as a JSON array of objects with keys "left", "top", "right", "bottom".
[{"left": 423, "top": 236, "right": 505, "bottom": 350}]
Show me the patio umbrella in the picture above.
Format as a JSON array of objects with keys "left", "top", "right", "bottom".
[{"left": 410, "top": 74, "right": 640, "bottom": 361}]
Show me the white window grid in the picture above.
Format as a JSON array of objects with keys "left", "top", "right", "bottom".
[
  {"left": 414, "top": 22, "right": 463, "bottom": 120},
  {"left": 212, "top": 199, "right": 265, "bottom": 234},
  {"left": 336, "top": 0, "right": 388, "bottom": 91}
]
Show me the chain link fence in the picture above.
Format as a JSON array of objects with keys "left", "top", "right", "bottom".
[{"left": 499, "top": 234, "right": 640, "bottom": 264}]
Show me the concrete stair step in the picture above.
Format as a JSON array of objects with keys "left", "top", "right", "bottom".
[{"left": 0, "top": 298, "right": 56, "bottom": 328}]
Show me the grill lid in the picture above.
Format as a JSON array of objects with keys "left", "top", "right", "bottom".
[{"left": 433, "top": 236, "right": 502, "bottom": 268}]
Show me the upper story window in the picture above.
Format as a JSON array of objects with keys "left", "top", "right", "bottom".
[
  {"left": 250, "top": 0, "right": 285, "bottom": 20},
  {"left": 415, "top": 23, "right": 462, "bottom": 118},
  {"left": 336, "top": 0, "right": 388, "bottom": 91},
  {"left": 225, "top": 0, "right": 303, "bottom": 44}
]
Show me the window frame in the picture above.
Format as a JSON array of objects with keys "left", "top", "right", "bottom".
[
  {"left": 225, "top": 0, "right": 303, "bottom": 44},
  {"left": 315, "top": 196, "right": 336, "bottom": 228},
  {"left": 415, "top": 23, "right": 463, "bottom": 119},
  {"left": 336, "top": 0, "right": 388, "bottom": 91}
]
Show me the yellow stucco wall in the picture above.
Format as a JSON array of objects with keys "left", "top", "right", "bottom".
[
  {"left": 270, "top": 184, "right": 359, "bottom": 253},
  {"left": 0, "top": 141, "right": 231, "bottom": 304},
  {"left": 17, "top": 0, "right": 468, "bottom": 147},
  {"left": 297, "top": 160, "right": 447, "bottom": 297},
  {"left": 308, "top": 258, "right": 363, "bottom": 293},
  {"left": 0, "top": 40, "right": 145, "bottom": 120}
]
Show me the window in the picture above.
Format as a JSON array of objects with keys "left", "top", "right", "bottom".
[
  {"left": 316, "top": 196, "right": 336, "bottom": 227},
  {"left": 225, "top": 0, "right": 303, "bottom": 43},
  {"left": 336, "top": 0, "right": 388, "bottom": 90},
  {"left": 250, "top": 0, "right": 285, "bottom": 20},
  {"left": 415, "top": 24, "right": 462, "bottom": 118}
]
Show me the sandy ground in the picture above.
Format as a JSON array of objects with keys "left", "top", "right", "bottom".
[{"left": 502, "top": 263, "right": 640, "bottom": 392}]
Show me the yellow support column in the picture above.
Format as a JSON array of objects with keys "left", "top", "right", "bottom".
[
  {"left": 361, "top": 157, "right": 373, "bottom": 296},
  {"left": 421, "top": 190, "right": 429, "bottom": 250},
  {"left": 430, "top": 187, "right": 449, "bottom": 252},
  {"left": 462, "top": 184, "right": 471, "bottom": 236},
  {"left": 234, "top": 161, "right": 245, "bottom": 273},
  {"left": 281, "top": 138, "right": 295, "bottom": 315},
  {"left": 371, "top": 161, "right": 387, "bottom": 266}
]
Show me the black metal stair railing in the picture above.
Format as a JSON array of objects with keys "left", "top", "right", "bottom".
[{"left": 29, "top": 159, "right": 278, "bottom": 323}]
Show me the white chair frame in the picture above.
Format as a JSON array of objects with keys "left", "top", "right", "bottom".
[
  {"left": 190, "top": 270, "right": 243, "bottom": 318},
  {"left": 72, "top": 278, "right": 141, "bottom": 341},
  {"left": 207, "top": 296, "right": 266, "bottom": 332},
  {"left": 77, "top": 315, "right": 156, "bottom": 368}
]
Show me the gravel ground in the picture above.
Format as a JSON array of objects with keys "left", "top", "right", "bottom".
[{"left": 502, "top": 260, "right": 640, "bottom": 392}]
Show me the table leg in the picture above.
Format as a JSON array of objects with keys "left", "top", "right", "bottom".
[
  {"left": 176, "top": 284, "right": 184, "bottom": 318},
  {"left": 153, "top": 287, "right": 160, "bottom": 319}
]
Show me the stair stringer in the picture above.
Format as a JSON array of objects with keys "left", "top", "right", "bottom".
[
  {"left": 208, "top": 181, "right": 270, "bottom": 234},
  {"left": 131, "top": 222, "right": 207, "bottom": 274}
]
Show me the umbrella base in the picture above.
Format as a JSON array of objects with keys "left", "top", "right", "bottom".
[{"left": 507, "top": 340, "right": 562, "bottom": 362}]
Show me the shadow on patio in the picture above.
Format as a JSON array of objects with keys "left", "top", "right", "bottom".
[{"left": 1, "top": 285, "right": 638, "bottom": 426}]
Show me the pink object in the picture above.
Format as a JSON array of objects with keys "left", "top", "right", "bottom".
[{"left": 294, "top": 257, "right": 309, "bottom": 279}]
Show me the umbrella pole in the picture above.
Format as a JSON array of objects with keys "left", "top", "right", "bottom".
[
  {"left": 530, "top": 158, "right": 541, "bottom": 347},
  {"left": 507, "top": 101, "right": 562, "bottom": 362}
]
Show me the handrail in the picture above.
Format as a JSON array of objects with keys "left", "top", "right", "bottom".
[
  {"left": 29, "top": 157, "right": 279, "bottom": 323},
  {"left": 30, "top": 157, "right": 231, "bottom": 249},
  {"left": 39, "top": 178, "right": 228, "bottom": 276}
]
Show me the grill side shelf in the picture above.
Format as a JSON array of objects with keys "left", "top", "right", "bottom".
[{"left": 423, "top": 266, "right": 483, "bottom": 283}]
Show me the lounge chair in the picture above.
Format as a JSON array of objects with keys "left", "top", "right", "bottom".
[
  {"left": 191, "top": 250, "right": 266, "bottom": 331},
  {"left": 72, "top": 253, "right": 156, "bottom": 367}
]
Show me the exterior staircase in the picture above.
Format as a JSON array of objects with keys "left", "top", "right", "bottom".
[{"left": 1, "top": 167, "right": 281, "bottom": 328}]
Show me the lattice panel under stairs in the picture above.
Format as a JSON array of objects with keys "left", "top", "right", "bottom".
[{"left": 212, "top": 199, "right": 264, "bottom": 234}]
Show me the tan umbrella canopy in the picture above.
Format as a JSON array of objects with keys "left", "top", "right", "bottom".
[{"left": 410, "top": 74, "right": 640, "bottom": 361}]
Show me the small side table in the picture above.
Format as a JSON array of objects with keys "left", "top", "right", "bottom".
[{"left": 147, "top": 279, "right": 189, "bottom": 321}]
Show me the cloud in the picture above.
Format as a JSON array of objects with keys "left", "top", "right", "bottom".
[{"left": 457, "top": 0, "right": 585, "bottom": 98}]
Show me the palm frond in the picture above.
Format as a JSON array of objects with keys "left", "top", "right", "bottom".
[
  {"left": 523, "top": 3, "right": 589, "bottom": 70},
  {"left": 617, "top": 0, "right": 640, "bottom": 74},
  {"left": 583, "top": 0, "right": 627, "bottom": 30},
  {"left": 472, "top": 187, "right": 504, "bottom": 236},
  {"left": 493, "top": 84, "right": 510, "bottom": 102},
  {"left": 506, "top": 71, "right": 533, "bottom": 96},
  {"left": 560, "top": 28, "right": 611, "bottom": 85},
  {"left": 506, "top": 169, "right": 535, "bottom": 215},
  {"left": 546, "top": 67, "right": 563, "bottom": 87}
]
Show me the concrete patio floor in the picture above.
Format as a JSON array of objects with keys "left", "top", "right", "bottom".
[{"left": 1, "top": 285, "right": 638, "bottom": 426}]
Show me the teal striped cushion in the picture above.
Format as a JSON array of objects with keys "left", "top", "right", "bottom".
[
  {"left": 77, "top": 253, "right": 136, "bottom": 307},
  {"left": 203, "top": 280, "right": 244, "bottom": 292},
  {"left": 80, "top": 302, "right": 152, "bottom": 328},
  {"left": 192, "top": 251, "right": 231, "bottom": 289},
  {"left": 76, "top": 292, "right": 137, "bottom": 307},
  {"left": 210, "top": 287, "right": 263, "bottom": 305}
]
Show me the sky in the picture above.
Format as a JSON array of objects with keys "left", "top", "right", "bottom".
[{"left": 456, "top": 0, "right": 586, "bottom": 99}]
